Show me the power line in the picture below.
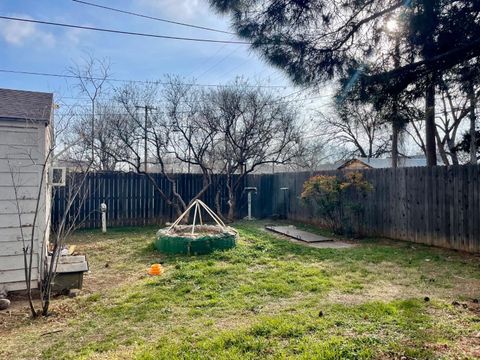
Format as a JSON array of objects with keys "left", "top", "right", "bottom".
[
  {"left": 52, "top": 91, "right": 333, "bottom": 114},
  {"left": 53, "top": 84, "right": 332, "bottom": 108},
  {"left": 72, "top": 0, "right": 234, "bottom": 35},
  {"left": 196, "top": 46, "right": 240, "bottom": 80},
  {"left": 0, "top": 15, "right": 249, "bottom": 44},
  {"left": 186, "top": 41, "right": 232, "bottom": 78},
  {"left": 78, "top": 87, "right": 332, "bottom": 104},
  {"left": 273, "top": 88, "right": 311, "bottom": 103},
  {"left": 56, "top": 93, "right": 333, "bottom": 110},
  {"left": 0, "top": 68, "right": 291, "bottom": 89}
]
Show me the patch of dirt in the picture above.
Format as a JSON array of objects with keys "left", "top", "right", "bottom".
[
  {"left": 0, "top": 293, "right": 80, "bottom": 333},
  {"left": 211, "top": 313, "right": 256, "bottom": 331},
  {"left": 255, "top": 293, "right": 316, "bottom": 314},
  {"left": 323, "top": 282, "right": 422, "bottom": 305},
  {"left": 81, "top": 268, "right": 145, "bottom": 294},
  {"left": 0, "top": 251, "right": 148, "bottom": 333},
  {"left": 427, "top": 329, "right": 480, "bottom": 359},
  {"left": 451, "top": 333, "right": 480, "bottom": 359}
]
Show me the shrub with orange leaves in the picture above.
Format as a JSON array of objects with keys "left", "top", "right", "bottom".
[{"left": 301, "top": 172, "right": 372, "bottom": 235}]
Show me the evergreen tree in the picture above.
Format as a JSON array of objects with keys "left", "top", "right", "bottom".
[{"left": 210, "top": 0, "right": 480, "bottom": 165}]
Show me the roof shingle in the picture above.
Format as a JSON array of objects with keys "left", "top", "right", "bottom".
[{"left": 0, "top": 88, "right": 53, "bottom": 123}]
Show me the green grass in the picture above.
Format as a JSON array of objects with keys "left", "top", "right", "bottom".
[{"left": 2, "top": 221, "right": 479, "bottom": 359}]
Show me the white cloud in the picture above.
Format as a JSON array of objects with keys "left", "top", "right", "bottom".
[
  {"left": 137, "top": 0, "right": 213, "bottom": 21},
  {"left": 65, "top": 28, "right": 84, "bottom": 46},
  {"left": 0, "top": 14, "right": 55, "bottom": 47}
]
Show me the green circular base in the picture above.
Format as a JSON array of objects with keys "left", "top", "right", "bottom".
[{"left": 154, "top": 225, "right": 237, "bottom": 255}]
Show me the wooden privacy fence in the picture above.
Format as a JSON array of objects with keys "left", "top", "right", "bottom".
[
  {"left": 247, "top": 165, "right": 480, "bottom": 253},
  {"left": 53, "top": 165, "right": 480, "bottom": 252},
  {"left": 52, "top": 172, "right": 247, "bottom": 229}
]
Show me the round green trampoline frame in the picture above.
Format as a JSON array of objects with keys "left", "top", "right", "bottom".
[
  {"left": 154, "top": 200, "right": 237, "bottom": 255},
  {"left": 155, "top": 225, "right": 237, "bottom": 255}
]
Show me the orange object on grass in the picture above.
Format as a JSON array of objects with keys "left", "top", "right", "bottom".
[
  {"left": 148, "top": 264, "right": 162, "bottom": 275},
  {"left": 148, "top": 263, "right": 163, "bottom": 276}
]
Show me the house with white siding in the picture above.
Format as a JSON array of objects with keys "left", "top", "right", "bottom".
[{"left": 0, "top": 88, "right": 53, "bottom": 293}]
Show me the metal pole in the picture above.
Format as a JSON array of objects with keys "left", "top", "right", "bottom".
[
  {"left": 144, "top": 105, "right": 148, "bottom": 173},
  {"left": 91, "top": 100, "right": 95, "bottom": 165},
  {"left": 136, "top": 104, "right": 156, "bottom": 172},
  {"left": 187, "top": 124, "right": 192, "bottom": 174}
]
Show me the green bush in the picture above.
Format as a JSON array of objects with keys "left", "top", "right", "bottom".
[{"left": 301, "top": 172, "right": 373, "bottom": 236}]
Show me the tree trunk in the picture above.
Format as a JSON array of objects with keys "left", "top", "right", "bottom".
[
  {"left": 392, "top": 120, "right": 399, "bottom": 168},
  {"left": 391, "top": 39, "right": 400, "bottom": 168},
  {"left": 423, "top": 0, "right": 438, "bottom": 167},
  {"left": 468, "top": 81, "right": 477, "bottom": 164},
  {"left": 214, "top": 189, "right": 225, "bottom": 221},
  {"left": 449, "top": 140, "right": 460, "bottom": 165},
  {"left": 435, "top": 128, "right": 449, "bottom": 166},
  {"left": 227, "top": 195, "right": 236, "bottom": 222},
  {"left": 425, "top": 76, "right": 437, "bottom": 166}
]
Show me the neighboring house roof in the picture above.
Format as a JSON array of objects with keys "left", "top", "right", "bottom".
[
  {"left": 337, "top": 156, "right": 435, "bottom": 169},
  {"left": 315, "top": 163, "right": 338, "bottom": 171},
  {"left": 0, "top": 88, "right": 53, "bottom": 123}
]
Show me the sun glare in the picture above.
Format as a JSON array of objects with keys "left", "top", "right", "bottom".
[{"left": 386, "top": 19, "right": 399, "bottom": 32}]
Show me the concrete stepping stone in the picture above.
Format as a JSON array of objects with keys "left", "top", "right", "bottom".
[{"left": 265, "top": 225, "right": 332, "bottom": 243}]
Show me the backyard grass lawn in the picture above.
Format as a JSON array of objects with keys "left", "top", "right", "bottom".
[{"left": 1, "top": 222, "right": 480, "bottom": 359}]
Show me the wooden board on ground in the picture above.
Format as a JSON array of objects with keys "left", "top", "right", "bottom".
[{"left": 265, "top": 225, "right": 332, "bottom": 243}]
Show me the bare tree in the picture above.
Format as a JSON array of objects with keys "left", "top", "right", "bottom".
[
  {"left": 290, "top": 139, "right": 332, "bottom": 173},
  {"left": 201, "top": 81, "right": 302, "bottom": 220},
  {"left": 405, "top": 74, "right": 480, "bottom": 166},
  {"left": 8, "top": 147, "right": 52, "bottom": 317},
  {"left": 68, "top": 54, "right": 111, "bottom": 168},
  {"left": 41, "top": 170, "right": 91, "bottom": 315},
  {"left": 317, "top": 101, "right": 391, "bottom": 160},
  {"left": 69, "top": 102, "right": 124, "bottom": 171},
  {"left": 435, "top": 84, "right": 471, "bottom": 165},
  {"left": 95, "top": 78, "right": 301, "bottom": 221},
  {"left": 8, "top": 111, "right": 92, "bottom": 317},
  {"left": 108, "top": 80, "right": 217, "bottom": 219},
  {"left": 163, "top": 76, "right": 218, "bottom": 204}
]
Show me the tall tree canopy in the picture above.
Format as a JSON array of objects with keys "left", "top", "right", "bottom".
[
  {"left": 210, "top": 1, "right": 480, "bottom": 91},
  {"left": 210, "top": 0, "right": 480, "bottom": 165}
]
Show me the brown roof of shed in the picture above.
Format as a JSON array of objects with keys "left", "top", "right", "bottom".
[{"left": 0, "top": 88, "right": 53, "bottom": 123}]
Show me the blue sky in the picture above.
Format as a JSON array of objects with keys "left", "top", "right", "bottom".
[{"left": 0, "top": 0, "right": 295, "bottom": 98}]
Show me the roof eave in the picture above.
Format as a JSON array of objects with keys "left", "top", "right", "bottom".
[{"left": 0, "top": 115, "right": 51, "bottom": 124}]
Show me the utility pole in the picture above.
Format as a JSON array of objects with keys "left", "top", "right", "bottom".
[
  {"left": 187, "top": 124, "right": 192, "bottom": 174},
  {"left": 91, "top": 100, "right": 95, "bottom": 165},
  {"left": 135, "top": 105, "right": 157, "bottom": 173}
]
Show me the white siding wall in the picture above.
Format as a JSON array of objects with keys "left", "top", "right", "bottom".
[{"left": 0, "top": 119, "right": 48, "bottom": 292}]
